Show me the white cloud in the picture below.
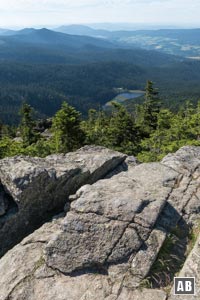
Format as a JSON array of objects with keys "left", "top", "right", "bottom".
[
  {"left": 0, "top": 0, "right": 199, "bottom": 27},
  {"left": 0, "top": 0, "right": 170, "bottom": 11}
]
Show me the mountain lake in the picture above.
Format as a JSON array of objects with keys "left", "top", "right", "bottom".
[{"left": 104, "top": 90, "right": 145, "bottom": 109}]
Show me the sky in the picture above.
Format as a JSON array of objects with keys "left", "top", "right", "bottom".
[{"left": 0, "top": 0, "right": 199, "bottom": 29}]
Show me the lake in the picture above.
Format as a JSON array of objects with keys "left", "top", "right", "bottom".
[{"left": 104, "top": 90, "right": 145, "bottom": 108}]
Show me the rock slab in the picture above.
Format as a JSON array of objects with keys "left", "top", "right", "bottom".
[
  {"left": 0, "top": 146, "right": 200, "bottom": 300},
  {"left": 0, "top": 145, "right": 126, "bottom": 256}
]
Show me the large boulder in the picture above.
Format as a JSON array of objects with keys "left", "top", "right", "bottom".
[
  {"left": 158, "top": 146, "right": 200, "bottom": 230},
  {"left": 0, "top": 159, "right": 179, "bottom": 300},
  {"left": 0, "top": 146, "right": 199, "bottom": 300},
  {"left": 0, "top": 146, "right": 126, "bottom": 256},
  {"left": 45, "top": 162, "right": 178, "bottom": 275}
]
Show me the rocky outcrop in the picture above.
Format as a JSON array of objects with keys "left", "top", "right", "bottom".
[
  {"left": 168, "top": 230, "right": 200, "bottom": 300},
  {"left": 0, "top": 145, "right": 199, "bottom": 300},
  {"left": 45, "top": 162, "right": 177, "bottom": 277},
  {"left": 0, "top": 146, "right": 126, "bottom": 256}
]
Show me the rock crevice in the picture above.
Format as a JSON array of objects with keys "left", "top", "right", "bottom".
[
  {"left": 0, "top": 146, "right": 126, "bottom": 257},
  {"left": 0, "top": 146, "right": 199, "bottom": 300}
]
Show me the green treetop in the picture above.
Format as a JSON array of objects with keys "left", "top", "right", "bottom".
[
  {"left": 51, "top": 102, "right": 85, "bottom": 153},
  {"left": 137, "top": 80, "right": 161, "bottom": 138},
  {"left": 19, "top": 103, "right": 38, "bottom": 147}
]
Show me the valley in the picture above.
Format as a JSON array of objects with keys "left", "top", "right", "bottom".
[
  {"left": 0, "top": 0, "right": 200, "bottom": 298},
  {"left": 56, "top": 25, "right": 200, "bottom": 58},
  {"left": 0, "top": 27, "right": 200, "bottom": 124}
]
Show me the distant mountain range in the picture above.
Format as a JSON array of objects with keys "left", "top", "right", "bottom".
[
  {"left": 0, "top": 28, "right": 115, "bottom": 49},
  {"left": 56, "top": 25, "right": 109, "bottom": 38},
  {"left": 0, "top": 26, "right": 200, "bottom": 124},
  {"left": 1, "top": 26, "right": 200, "bottom": 58},
  {"left": 0, "top": 27, "right": 183, "bottom": 65},
  {"left": 55, "top": 25, "right": 200, "bottom": 58}
]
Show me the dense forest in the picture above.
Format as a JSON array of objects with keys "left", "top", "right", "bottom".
[
  {"left": 1, "top": 59, "right": 200, "bottom": 125},
  {"left": 1, "top": 81, "right": 199, "bottom": 162},
  {"left": 0, "top": 29, "right": 199, "bottom": 162},
  {"left": 0, "top": 28, "right": 200, "bottom": 124}
]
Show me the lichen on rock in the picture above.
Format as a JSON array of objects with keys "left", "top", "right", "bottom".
[{"left": 0, "top": 145, "right": 199, "bottom": 300}]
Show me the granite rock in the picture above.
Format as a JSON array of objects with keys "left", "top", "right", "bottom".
[{"left": 0, "top": 146, "right": 200, "bottom": 300}]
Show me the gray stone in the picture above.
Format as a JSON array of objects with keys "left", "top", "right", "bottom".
[
  {"left": 45, "top": 162, "right": 177, "bottom": 275},
  {"left": 0, "top": 214, "right": 168, "bottom": 300},
  {"left": 168, "top": 232, "right": 200, "bottom": 300},
  {"left": 158, "top": 146, "right": 200, "bottom": 230},
  {"left": 0, "top": 146, "right": 126, "bottom": 256},
  {"left": 45, "top": 211, "right": 129, "bottom": 273},
  {"left": 0, "top": 220, "right": 114, "bottom": 300},
  {"left": 126, "top": 228, "right": 166, "bottom": 288},
  {"left": 117, "top": 288, "right": 167, "bottom": 300},
  {"left": 0, "top": 146, "right": 200, "bottom": 300},
  {"left": 162, "top": 146, "right": 200, "bottom": 175}
]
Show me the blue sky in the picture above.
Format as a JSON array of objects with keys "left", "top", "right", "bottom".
[{"left": 0, "top": 0, "right": 199, "bottom": 28}]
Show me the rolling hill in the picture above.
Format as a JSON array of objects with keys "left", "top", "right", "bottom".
[
  {"left": 0, "top": 28, "right": 182, "bottom": 65},
  {"left": 0, "top": 27, "right": 199, "bottom": 124},
  {"left": 2, "top": 28, "right": 115, "bottom": 48},
  {"left": 56, "top": 25, "right": 200, "bottom": 58}
]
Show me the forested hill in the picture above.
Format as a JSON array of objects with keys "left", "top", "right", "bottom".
[
  {"left": 56, "top": 26, "right": 200, "bottom": 46},
  {"left": 0, "top": 28, "right": 180, "bottom": 64},
  {"left": 1, "top": 28, "right": 116, "bottom": 49},
  {"left": 56, "top": 25, "right": 200, "bottom": 57},
  {"left": 0, "top": 27, "right": 200, "bottom": 124}
]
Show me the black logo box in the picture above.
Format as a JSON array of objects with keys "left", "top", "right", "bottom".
[{"left": 174, "top": 277, "right": 195, "bottom": 295}]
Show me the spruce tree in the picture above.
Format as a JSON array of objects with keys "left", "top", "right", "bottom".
[
  {"left": 106, "top": 102, "right": 139, "bottom": 154},
  {"left": 51, "top": 102, "right": 85, "bottom": 153},
  {"left": 139, "top": 80, "right": 161, "bottom": 137},
  {"left": 19, "top": 103, "right": 38, "bottom": 146},
  {"left": 82, "top": 109, "right": 109, "bottom": 146}
]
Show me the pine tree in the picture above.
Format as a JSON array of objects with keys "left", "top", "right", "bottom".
[
  {"left": 82, "top": 109, "right": 109, "bottom": 146},
  {"left": 19, "top": 103, "right": 38, "bottom": 146},
  {"left": 51, "top": 102, "right": 85, "bottom": 153},
  {"left": 138, "top": 80, "right": 161, "bottom": 137},
  {"left": 138, "top": 109, "right": 174, "bottom": 162},
  {"left": 106, "top": 102, "right": 139, "bottom": 154}
]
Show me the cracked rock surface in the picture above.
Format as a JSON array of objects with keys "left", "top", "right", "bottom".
[
  {"left": 0, "top": 145, "right": 126, "bottom": 257},
  {"left": 0, "top": 146, "right": 199, "bottom": 299},
  {"left": 168, "top": 231, "right": 200, "bottom": 300},
  {"left": 45, "top": 162, "right": 177, "bottom": 275}
]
